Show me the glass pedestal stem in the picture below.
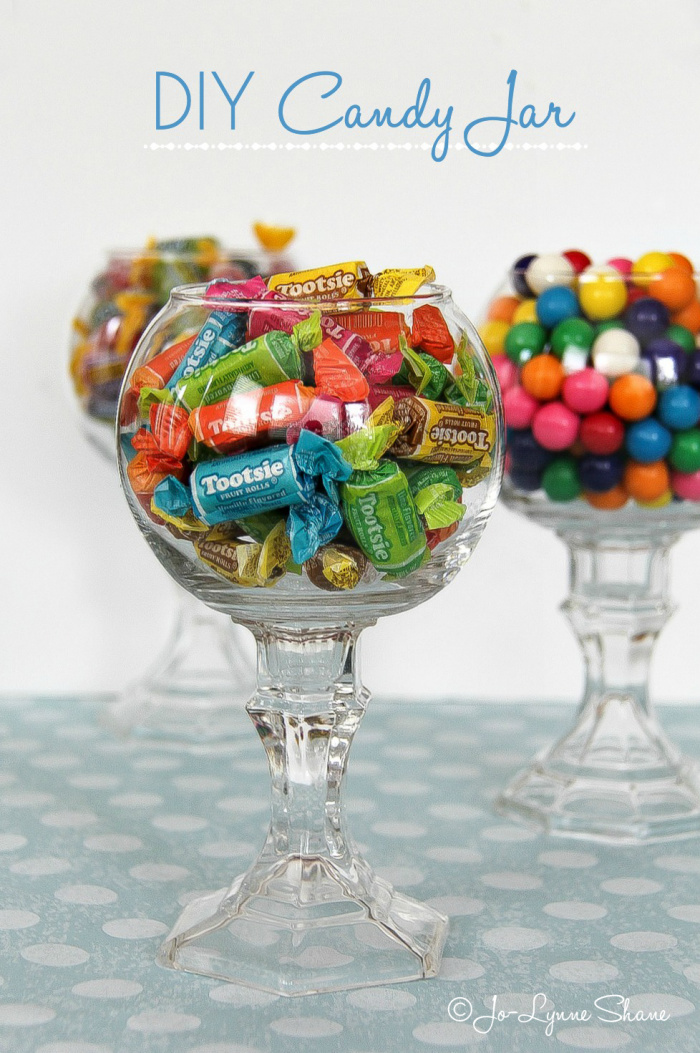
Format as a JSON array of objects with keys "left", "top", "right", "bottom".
[
  {"left": 496, "top": 530, "right": 700, "bottom": 843},
  {"left": 158, "top": 623, "right": 448, "bottom": 995}
]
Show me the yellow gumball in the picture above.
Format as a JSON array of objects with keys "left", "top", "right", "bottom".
[
  {"left": 478, "top": 319, "right": 510, "bottom": 355},
  {"left": 636, "top": 489, "right": 673, "bottom": 509},
  {"left": 632, "top": 251, "right": 675, "bottom": 288},
  {"left": 512, "top": 298, "right": 538, "bottom": 325},
  {"left": 578, "top": 265, "right": 627, "bottom": 321}
]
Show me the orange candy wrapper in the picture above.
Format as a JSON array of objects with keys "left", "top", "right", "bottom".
[
  {"left": 411, "top": 304, "right": 455, "bottom": 363},
  {"left": 331, "top": 310, "right": 411, "bottom": 353},
  {"left": 313, "top": 339, "right": 370, "bottom": 403},
  {"left": 189, "top": 380, "right": 317, "bottom": 452}
]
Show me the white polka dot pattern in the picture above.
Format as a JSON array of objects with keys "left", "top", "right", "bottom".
[{"left": 0, "top": 696, "right": 697, "bottom": 1052}]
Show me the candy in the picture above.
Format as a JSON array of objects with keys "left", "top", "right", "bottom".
[
  {"left": 392, "top": 397, "right": 495, "bottom": 465},
  {"left": 520, "top": 355, "right": 564, "bottom": 401},
  {"left": 579, "top": 412, "right": 624, "bottom": 455},
  {"left": 334, "top": 310, "right": 411, "bottom": 353},
  {"left": 509, "top": 429, "right": 553, "bottom": 472},
  {"left": 312, "top": 338, "right": 370, "bottom": 402},
  {"left": 631, "top": 251, "right": 675, "bottom": 287},
  {"left": 341, "top": 461, "right": 427, "bottom": 577},
  {"left": 504, "top": 322, "right": 547, "bottom": 366},
  {"left": 503, "top": 386, "right": 538, "bottom": 429},
  {"left": 511, "top": 254, "right": 537, "bottom": 297},
  {"left": 669, "top": 430, "right": 700, "bottom": 473},
  {"left": 305, "top": 543, "right": 371, "bottom": 591},
  {"left": 624, "top": 297, "right": 669, "bottom": 344},
  {"left": 487, "top": 296, "right": 519, "bottom": 324},
  {"left": 578, "top": 266, "right": 627, "bottom": 320},
  {"left": 194, "top": 519, "right": 291, "bottom": 588},
  {"left": 491, "top": 354, "right": 517, "bottom": 394},
  {"left": 608, "top": 374, "right": 656, "bottom": 421},
  {"left": 626, "top": 419, "right": 672, "bottom": 463},
  {"left": 400, "top": 462, "right": 464, "bottom": 529},
  {"left": 479, "top": 320, "right": 510, "bottom": 356},
  {"left": 658, "top": 385, "right": 700, "bottom": 430},
  {"left": 189, "top": 381, "right": 316, "bottom": 452},
  {"left": 562, "top": 369, "right": 609, "bottom": 414},
  {"left": 526, "top": 254, "right": 575, "bottom": 294},
  {"left": 268, "top": 261, "right": 370, "bottom": 300},
  {"left": 591, "top": 328, "right": 640, "bottom": 377},
  {"left": 671, "top": 469, "right": 700, "bottom": 501},
  {"left": 536, "top": 286, "right": 579, "bottom": 329},
  {"left": 624, "top": 460, "right": 670, "bottom": 502},
  {"left": 579, "top": 453, "right": 624, "bottom": 493},
  {"left": 550, "top": 317, "right": 595, "bottom": 359},
  {"left": 672, "top": 299, "right": 700, "bottom": 334},
  {"left": 585, "top": 485, "right": 628, "bottom": 510},
  {"left": 532, "top": 402, "right": 579, "bottom": 451},
  {"left": 648, "top": 268, "right": 696, "bottom": 311},
  {"left": 411, "top": 304, "right": 455, "bottom": 363},
  {"left": 370, "top": 266, "right": 435, "bottom": 297},
  {"left": 542, "top": 457, "right": 581, "bottom": 501},
  {"left": 562, "top": 250, "right": 592, "bottom": 274},
  {"left": 665, "top": 324, "right": 695, "bottom": 354}
]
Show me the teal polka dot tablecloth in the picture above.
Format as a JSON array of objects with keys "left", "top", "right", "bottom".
[{"left": 0, "top": 696, "right": 699, "bottom": 1052}]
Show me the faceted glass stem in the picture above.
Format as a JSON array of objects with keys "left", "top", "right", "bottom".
[
  {"left": 158, "top": 624, "right": 448, "bottom": 995},
  {"left": 497, "top": 531, "right": 700, "bottom": 843},
  {"left": 104, "top": 589, "right": 255, "bottom": 745}
]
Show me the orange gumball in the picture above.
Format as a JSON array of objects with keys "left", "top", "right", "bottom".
[
  {"left": 668, "top": 252, "right": 694, "bottom": 275},
  {"left": 487, "top": 295, "right": 519, "bottom": 324},
  {"left": 608, "top": 374, "right": 656, "bottom": 421},
  {"left": 585, "top": 485, "right": 628, "bottom": 510},
  {"left": 672, "top": 299, "right": 700, "bottom": 334},
  {"left": 648, "top": 267, "right": 696, "bottom": 311},
  {"left": 623, "top": 460, "right": 670, "bottom": 502},
  {"left": 520, "top": 354, "right": 564, "bottom": 401}
]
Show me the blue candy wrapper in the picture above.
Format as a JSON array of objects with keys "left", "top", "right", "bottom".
[
  {"left": 287, "top": 493, "right": 344, "bottom": 563},
  {"left": 152, "top": 476, "right": 194, "bottom": 519}
]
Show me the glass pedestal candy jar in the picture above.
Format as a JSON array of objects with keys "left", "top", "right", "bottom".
[
  {"left": 116, "top": 263, "right": 503, "bottom": 995},
  {"left": 70, "top": 229, "right": 295, "bottom": 744},
  {"left": 482, "top": 248, "right": 700, "bottom": 844}
]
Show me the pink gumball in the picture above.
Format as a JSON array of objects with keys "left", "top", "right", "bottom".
[
  {"left": 492, "top": 353, "right": 517, "bottom": 394},
  {"left": 671, "top": 470, "right": 700, "bottom": 502},
  {"left": 504, "top": 386, "right": 539, "bottom": 429},
  {"left": 532, "top": 401, "right": 580, "bottom": 451},
  {"left": 562, "top": 368, "right": 609, "bottom": 414},
  {"left": 607, "top": 257, "right": 633, "bottom": 276}
]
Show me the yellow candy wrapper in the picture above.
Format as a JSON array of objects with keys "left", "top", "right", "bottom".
[
  {"left": 370, "top": 266, "right": 436, "bottom": 298},
  {"left": 268, "top": 261, "right": 371, "bottom": 300}
]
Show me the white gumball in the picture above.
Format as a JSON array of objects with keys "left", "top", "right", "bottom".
[
  {"left": 525, "top": 253, "right": 575, "bottom": 294},
  {"left": 591, "top": 328, "right": 641, "bottom": 378}
]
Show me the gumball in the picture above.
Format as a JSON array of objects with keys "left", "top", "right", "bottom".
[
  {"left": 665, "top": 324, "right": 696, "bottom": 354},
  {"left": 491, "top": 353, "right": 517, "bottom": 394},
  {"left": 563, "top": 249, "right": 592, "bottom": 274},
  {"left": 578, "top": 265, "right": 627, "bottom": 320},
  {"left": 591, "top": 328, "right": 640, "bottom": 378},
  {"left": 542, "top": 457, "right": 581, "bottom": 502},
  {"left": 685, "top": 351, "right": 700, "bottom": 388},
  {"left": 520, "top": 354, "right": 564, "bottom": 401},
  {"left": 631, "top": 251, "right": 675, "bottom": 287},
  {"left": 624, "top": 460, "right": 670, "bottom": 502},
  {"left": 508, "top": 429, "right": 553, "bottom": 472},
  {"left": 585, "top": 485, "right": 628, "bottom": 510},
  {"left": 579, "top": 453, "right": 624, "bottom": 493},
  {"left": 562, "top": 368, "right": 609, "bottom": 413},
  {"left": 626, "top": 287, "right": 647, "bottom": 307},
  {"left": 560, "top": 347, "right": 591, "bottom": 375},
  {"left": 536, "top": 286, "right": 579, "bottom": 328},
  {"left": 504, "top": 321, "right": 547, "bottom": 365},
  {"left": 532, "top": 402, "right": 580, "bottom": 451},
  {"left": 478, "top": 319, "right": 510, "bottom": 356},
  {"left": 511, "top": 253, "right": 537, "bottom": 297},
  {"left": 526, "top": 253, "right": 575, "bottom": 294},
  {"left": 667, "top": 252, "right": 694, "bottom": 275},
  {"left": 640, "top": 338, "right": 686, "bottom": 389},
  {"left": 670, "top": 429, "right": 700, "bottom": 473},
  {"left": 607, "top": 257, "right": 633, "bottom": 276},
  {"left": 579, "top": 412, "right": 625, "bottom": 455},
  {"left": 625, "top": 418, "right": 672, "bottom": 463},
  {"left": 671, "top": 469, "right": 700, "bottom": 501},
  {"left": 648, "top": 267, "right": 696, "bottom": 312},
  {"left": 487, "top": 295, "right": 520, "bottom": 324},
  {"left": 608, "top": 374, "right": 656, "bottom": 421},
  {"left": 512, "top": 299, "right": 538, "bottom": 325},
  {"left": 672, "top": 299, "right": 700, "bottom": 334},
  {"left": 637, "top": 489, "right": 673, "bottom": 508},
  {"left": 595, "top": 320, "right": 625, "bottom": 335},
  {"left": 624, "top": 297, "right": 670, "bottom": 344},
  {"left": 509, "top": 466, "right": 543, "bottom": 492},
  {"left": 658, "top": 385, "right": 700, "bottom": 430},
  {"left": 503, "top": 385, "right": 538, "bottom": 429},
  {"left": 551, "top": 317, "right": 595, "bottom": 358}
]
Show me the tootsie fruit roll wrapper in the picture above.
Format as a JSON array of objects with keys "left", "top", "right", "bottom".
[
  {"left": 340, "top": 461, "right": 427, "bottom": 578},
  {"left": 369, "top": 266, "right": 436, "bottom": 297},
  {"left": 189, "top": 380, "right": 317, "bottom": 452},
  {"left": 267, "top": 261, "right": 371, "bottom": 300},
  {"left": 392, "top": 397, "right": 496, "bottom": 466}
]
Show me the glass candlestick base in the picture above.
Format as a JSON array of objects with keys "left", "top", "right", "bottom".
[
  {"left": 496, "top": 496, "right": 700, "bottom": 844},
  {"left": 158, "top": 625, "right": 448, "bottom": 995},
  {"left": 105, "top": 589, "right": 255, "bottom": 745}
]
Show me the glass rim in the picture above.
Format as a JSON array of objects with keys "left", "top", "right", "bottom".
[
  {"left": 510, "top": 267, "right": 700, "bottom": 282},
  {"left": 168, "top": 280, "right": 453, "bottom": 309}
]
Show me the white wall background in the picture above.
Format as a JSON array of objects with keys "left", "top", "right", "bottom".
[{"left": 3, "top": 0, "right": 700, "bottom": 702}]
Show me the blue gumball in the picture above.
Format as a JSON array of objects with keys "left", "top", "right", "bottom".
[
  {"left": 626, "top": 418, "right": 672, "bottom": 463},
  {"left": 624, "top": 297, "right": 670, "bottom": 345},
  {"left": 536, "top": 286, "right": 579, "bottom": 329},
  {"left": 578, "top": 453, "right": 624, "bottom": 492},
  {"left": 508, "top": 429, "right": 553, "bottom": 472},
  {"left": 685, "top": 350, "right": 700, "bottom": 389},
  {"left": 508, "top": 466, "right": 542, "bottom": 492},
  {"left": 658, "top": 385, "right": 700, "bottom": 431}
]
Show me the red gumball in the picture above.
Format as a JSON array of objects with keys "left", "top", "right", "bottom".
[
  {"left": 563, "top": 249, "right": 592, "bottom": 274},
  {"left": 579, "top": 411, "right": 625, "bottom": 455},
  {"left": 626, "top": 286, "right": 647, "bottom": 306}
]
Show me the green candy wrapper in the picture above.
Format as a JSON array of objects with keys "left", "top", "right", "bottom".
[
  {"left": 341, "top": 460, "right": 427, "bottom": 577},
  {"left": 399, "top": 462, "right": 465, "bottom": 530}
]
